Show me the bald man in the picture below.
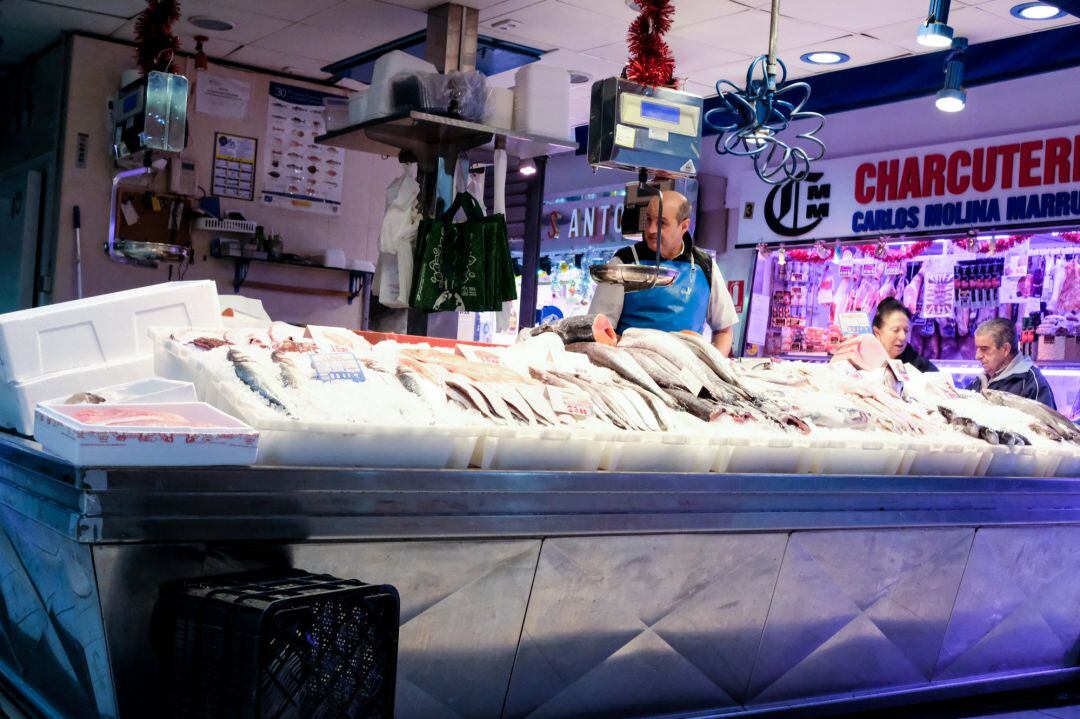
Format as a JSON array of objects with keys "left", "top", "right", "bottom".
[{"left": 589, "top": 191, "right": 739, "bottom": 354}]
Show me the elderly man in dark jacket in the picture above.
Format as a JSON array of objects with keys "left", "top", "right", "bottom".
[{"left": 963, "top": 318, "right": 1056, "bottom": 408}]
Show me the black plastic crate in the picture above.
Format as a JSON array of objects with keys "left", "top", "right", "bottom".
[{"left": 153, "top": 569, "right": 399, "bottom": 719}]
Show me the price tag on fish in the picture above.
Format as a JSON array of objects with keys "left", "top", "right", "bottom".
[
  {"left": 309, "top": 353, "right": 366, "bottom": 382},
  {"left": 546, "top": 387, "right": 592, "bottom": 418}
]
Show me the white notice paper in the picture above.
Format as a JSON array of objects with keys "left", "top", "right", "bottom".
[
  {"left": 746, "top": 293, "right": 770, "bottom": 346},
  {"left": 196, "top": 73, "right": 251, "bottom": 120}
]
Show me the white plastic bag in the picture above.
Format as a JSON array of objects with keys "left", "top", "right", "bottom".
[{"left": 376, "top": 163, "right": 421, "bottom": 308}]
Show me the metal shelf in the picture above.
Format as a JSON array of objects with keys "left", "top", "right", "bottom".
[{"left": 314, "top": 110, "right": 577, "bottom": 163}]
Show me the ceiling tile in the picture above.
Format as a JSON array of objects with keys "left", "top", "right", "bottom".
[
  {"left": 0, "top": 26, "right": 56, "bottom": 64},
  {"left": 0, "top": 0, "right": 129, "bottom": 36},
  {"left": 249, "top": 22, "right": 377, "bottom": 62},
  {"left": 225, "top": 44, "right": 333, "bottom": 78},
  {"left": 378, "top": 0, "right": 519, "bottom": 10},
  {"left": 864, "top": 5, "right": 1031, "bottom": 53},
  {"left": 584, "top": 37, "right": 745, "bottom": 76},
  {"left": 109, "top": 20, "right": 244, "bottom": 58},
  {"left": 118, "top": 0, "right": 294, "bottom": 45},
  {"left": 551, "top": 0, "right": 748, "bottom": 26},
  {"left": 777, "top": 0, "right": 932, "bottom": 33},
  {"left": 23, "top": 0, "right": 147, "bottom": 18},
  {"left": 304, "top": 0, "right": 426, "bottom": 43},
  {"left": 477, "top": 0, "right": 547, "bottom": 21},
  {"left": 216, "top": 0, "right": 346, "bottom": 23},
  {"left": 483, "top": 0, "right": 628, "bottom": 51},
  {"left": 785, "top": 33, "right": 910, "bottom": 73},
  {"left": 974, "top": 0, "right": 1080, "bottom": 30},
  {"left": 671, "top": 9, "right": 846, "bottom": 56}
]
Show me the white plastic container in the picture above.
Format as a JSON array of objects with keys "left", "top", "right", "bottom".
[
  {"left": 904, "top": 436, "right": 986, "bottom": 477},
  {"left": 806, "top": 432, "right": 909, "bottom": 476},
  {"left": 483, "top": 87, "right": 513, "bottom": 129},
  {"left": 0, "top": 281, "right": 220, "bottom": 383},
  {"left": 603, "top": 430, "right": 715, "bottom": 473},
  {"left": 982, "top": 445, "right": 1044, "bottom": 477},
  {"left": 1053, "top": 446, "right": 1080, "bottom": 478},
  {"left": 0, "top": 355, "right": 155, "bottom": 435},
  {"left": 717, "top": 434, "right": 813, "bottom": 474},
  {"left": 475, "top": 425, "right": 606, "bottom": 471},
  {"left": 368, "top": 50, "right": 437, "bottom": 119},
  {"left": 512, "top": 64, "right": 570, "bottom": 139},
  {"left": 35, "top": 402, "right": 258, "bottom": 467}
]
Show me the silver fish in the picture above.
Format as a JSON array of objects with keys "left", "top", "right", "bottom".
[
  {"left": 271, "top": 350, "right": 309, "bottom": 388},
  {"left": 397, "top": 366, "right": 447, "bottom": 410},
  {"left": 983, "top": 389, "right": 1080, "bottom": 443},
  {"left": 565, "top": 342, "right": 673, "bottom": 408},
  {"left": 613, "top": 378, "right": 672, "bottom": 431},
  {"left": 549, "top": 371, "right": 630, "bottom": 429},
  {"left": 445, "top": 377, "right": 498, "bottom": 421},
  {"left": 665, "top": 388, "right": 718, "bottom": 422},
  {"left": 228, "top": 349, "right": 291, "bottom": 415},
  {"left": 618, "top": 329, "right": 740, "bottom": 403},
  {"left": 671, "top": 331, "right": 749, "bottom": 393},
  {"left": 622, "top": 347, "right": 697, "bottom": 393}
]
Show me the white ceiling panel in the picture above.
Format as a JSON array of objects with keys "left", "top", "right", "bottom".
[
  {"left": 0, "top": 25, "right": 57, "bottom": 63},
  {"left": 155, "top": 0, "right": 293, "bottom": 45},
  {"left": 483, "top": 0, "right": 630, "bottom": 51},
  {"left": 784, "top": 33, "right": 910, "bottom": 73},
  {"left": 379, "top": 0, "right": 522, "bottom": 10},
  {"left": 216, "top": 0, "right": 347, "bottom": 23},
  {"left": 226, "top": 44, "right": 333, "bottom": 78},
  {"left": 778, "top": 0, "right": 933, "bottom": 33},
  {"left": 22, "top": 0, "right": 146, "bottom": 18},
  {"left": 250, "top": 23, "right": 381, "bottom": 62},
  {"left": 0, "top": 1, "right": 129, "bottom": 36},
  {"left": 864, "top": 6, "right": 1032, "bottom": 53},
  {"left": 976, "top": 0, "right": 1080, "bottom": 29},
  {"left": 109, "top": 20, "right": 244, "bottom": 58},
  {"left": 671, "top": 9, "right": 847, "bottom": 56},
  {"left": 304, "top": 0, "right": 426, "bottom": 41},
  {"left": 583, "top": 37, "right": 746, "bottom": 75},
  {"left": 552, "top": 0, "right": 748, "bottom": 26}
]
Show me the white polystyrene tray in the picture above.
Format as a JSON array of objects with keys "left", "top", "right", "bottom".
[
  {"left": 0, "top": 355, "right": 155, "bottom": 435},
  {"left": 602, "top": 430, "right": 716, "bottom": 473},
  {"left": 475, "top": 425, "right": 607, "bottom": 471},
  {"left": 1052, "top": 446, "right": 1080, "bottom": 478},
  {"left": 34, "top": 402, "right": 257, "bottom": 467},
  {"left": 0, "top": 281, "right": 220, "bottom": 384},
  {"left": 804, "top": 431, "right": 909, "bottom": 476}
]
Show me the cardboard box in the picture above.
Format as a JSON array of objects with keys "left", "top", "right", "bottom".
[{"left": 1037, "top": 335, "right": 1080, "bottom": 362}]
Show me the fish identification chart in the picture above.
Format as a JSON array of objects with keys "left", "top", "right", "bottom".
[{"left": 261, "top": 82, "right": 346, "bottom": 216}]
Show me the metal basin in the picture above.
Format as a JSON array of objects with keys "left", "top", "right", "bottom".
[{"left": 590, "top": 263, "right": 678, "bottom": 292}]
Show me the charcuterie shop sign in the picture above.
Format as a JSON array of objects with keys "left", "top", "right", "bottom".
[{"left": 736, "top": 124, "right": 1080, "bottom": 245}]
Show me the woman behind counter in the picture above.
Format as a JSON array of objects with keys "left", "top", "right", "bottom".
[{"left": 872, "top": 298, "right": 939, "bottom": 373}]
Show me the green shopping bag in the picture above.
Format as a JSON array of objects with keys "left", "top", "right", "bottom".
[{"left": 411, "top": 192, "right": 516, "bottom": 312}]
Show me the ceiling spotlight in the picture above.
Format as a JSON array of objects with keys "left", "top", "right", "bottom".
[
  {"left": 568, "top": 70, "right": 592, "bottom": 84},
  {"left": 800, "top": 51, "right": 851, "bottom": 65},
  {"left": 917, "top": 0, "right": 954, "bottom": 47},
  {"left": 935, "top": 36, "right": 967, "bottom": 112},
  {"left": 519, "top": 161, "right": 537, "bottom": 176},
  {"left": 188, "top": 16, "right": 236, "bottom": 32},
  {"left": 1010, "top": 2, "right": 1066, "bottom": 19}
]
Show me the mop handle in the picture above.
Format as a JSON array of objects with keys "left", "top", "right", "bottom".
[{"left": 73, "top": 205, "right": 83, "bottom": 299}]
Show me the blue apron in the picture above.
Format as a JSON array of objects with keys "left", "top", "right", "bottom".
[{"left": 616, "top": 244, "right": 711, "bottom": 334}]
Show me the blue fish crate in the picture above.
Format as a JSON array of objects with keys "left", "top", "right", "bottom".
[{"left": 153, "top": 569, "right": 399, "bottom": 719}]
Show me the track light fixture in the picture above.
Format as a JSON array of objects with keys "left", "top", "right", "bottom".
[
  {"left": 918, "top": 0, "right": 955, "bottom": 48},
  {"left": 935, "top": 36, "right": 968, "bottom": 112}
]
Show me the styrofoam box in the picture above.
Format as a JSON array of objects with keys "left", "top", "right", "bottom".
[
  {"left": 42, "top": 377, "right": 196, "bottom": 407},
  {"left": 475, "top": 425, "right": 607, "bottom": 471},
  {"left": 603, "top": 430, "right": 716, "bottom": 473},
  {"left": 35, "top": 402, "right": 258, "bottom": 467},
  {"left": 0, "top": 355, "right": 154, "bottom": 435},
  {"left": 0, "top": 281, "right": 221, "bottom": 384}
]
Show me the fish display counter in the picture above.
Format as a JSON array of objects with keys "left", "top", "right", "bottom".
[
  {"left": 3, "top": 432, "right": 1080, "bottom": 719},
  {"left": 4, "top": 283, "right": 1080, "bottom": 718}
]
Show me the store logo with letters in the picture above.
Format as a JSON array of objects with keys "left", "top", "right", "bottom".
[{"left": 764, "top": 172, "right": 831, "bottom": 237}]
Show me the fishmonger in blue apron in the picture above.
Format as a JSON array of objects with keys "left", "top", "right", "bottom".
[{"left": 588, "top": 191, "right": 740, "bottom": 355}]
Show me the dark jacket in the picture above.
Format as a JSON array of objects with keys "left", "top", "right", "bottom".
[
  {"left": 899, "top": 344, "right": 939, "bottom": 373},
  {"left": 962, "top": 354, "right": 1057, "bottom": 409}
]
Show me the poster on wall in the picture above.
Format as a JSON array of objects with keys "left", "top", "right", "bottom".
[
  {"left": 922, "top": 260, "right": 956, "bottom": 318},
  {"left": 211, "top": 132, "right": 257, "bottom": 201},
  {"left": 261, "top": 82, "right": 346, "bottom": 216},
  {"left": 196, "top": 74, "right": 251, "bottom": 120}
]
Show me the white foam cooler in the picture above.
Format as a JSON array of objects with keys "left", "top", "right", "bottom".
[{"left": 512, "top": 64, "right": 570, "bottom": 139}]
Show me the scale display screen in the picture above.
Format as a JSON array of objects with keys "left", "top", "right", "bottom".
[{"left": 639, "top": 99, "right": 680, "bottom": 125}]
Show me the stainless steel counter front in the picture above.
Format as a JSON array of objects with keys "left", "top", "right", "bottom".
[{"left": 2, "top": 433, "right": 1080, "bottom": 719}]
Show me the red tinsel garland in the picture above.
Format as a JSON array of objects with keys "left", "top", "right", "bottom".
[
  {"left": 626, "top": 0, "right": 676, "bottom": 88},
  {"left": 134, "top": 0, "right": 182, "bottom": 74},
  {"left": 778, "top": 232, "right": 1080, "bottom": 265}
]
